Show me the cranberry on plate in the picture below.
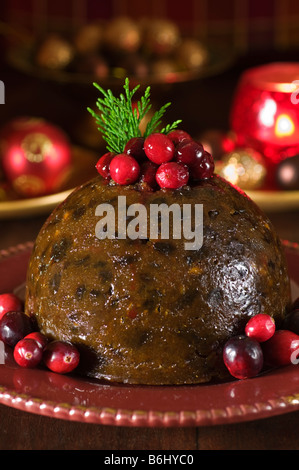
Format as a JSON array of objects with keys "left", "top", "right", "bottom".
[
  {"left": 262, "top": 330, "right": 299, "bottom": 366},
  {"left": 0, "top": 311, "right": 33, "bottom": 347},
  {"left": 0, "top": 293, "right": 23, "bottom": 320},
  {"left": 223, "top": 335, "right": 264, "bottom": 379},
  {"left": 43, "top": 340, "right": 80, "bottom": 374},
  {"left": 245, "top": 313, "right": 276, "bottom": 342},
  {"left": 14, "top": 338, "right": 43, "bottom": 369}
]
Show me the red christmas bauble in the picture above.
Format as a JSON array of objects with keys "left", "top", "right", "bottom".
[{"left": 0, "top": 117, "right": 72, "bottom": 197}]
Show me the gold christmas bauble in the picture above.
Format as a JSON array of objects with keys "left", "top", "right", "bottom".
[
  {"left": 176, "top": 39, "right": 208, "bottom": 71},
  {"left": 143, "top": 19, "right": 181, "bottom": 56},
  {"left": 35, "top": 33, "right": 75, "bottom": 70},
  {"left": 217, "top": 148, "right": 267, "bottom": 190},
  {"left": 73, "top": 22, "right": 103, "bottom": 55},
  {"left": 151, "top": 58, "right": 179, "bottom": 78},
  {"left": 0, "top": 117, "right": 72, "bottom": 197},
  {"left": 104, "top": 17, "right": 141, "bottom": 54}
]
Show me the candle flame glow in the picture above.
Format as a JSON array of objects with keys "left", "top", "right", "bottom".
[
  {"left": 275, "top": 114, "right": 295, "bottom": 137},
  {"left": 259, "top": 99, "right": 277, "bottom": 127}
]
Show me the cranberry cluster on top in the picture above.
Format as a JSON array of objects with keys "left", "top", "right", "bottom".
[{"left": 95, "top": 130, "right": 215, "bottom": 190}]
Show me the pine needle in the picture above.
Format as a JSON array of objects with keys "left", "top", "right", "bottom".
[{"left": 87, "top": 78, "right": 182, "bottom": 154}]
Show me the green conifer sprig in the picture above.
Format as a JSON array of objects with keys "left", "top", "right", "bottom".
[{"left": 87, "top": 78, "right": 182, "bottom": 154}]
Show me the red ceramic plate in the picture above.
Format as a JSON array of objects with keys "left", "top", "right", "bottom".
[{"left": 0, "top": 241, "right": 299, "bottom": 427}]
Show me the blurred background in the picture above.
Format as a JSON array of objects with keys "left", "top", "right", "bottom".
[{"left": 1, "top": 0, "right": 299, "bottom": 225}]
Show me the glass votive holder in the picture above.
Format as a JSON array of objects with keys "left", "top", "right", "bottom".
[{"left": 230, "top": 62, "right": 299, "bottom": 164}]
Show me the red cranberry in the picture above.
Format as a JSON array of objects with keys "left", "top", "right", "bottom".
[
  {"left": 156, "top": 162, "right": 189, "bottom": 189},
  {"left": 174, "top": 140, "right": 204, "bottom": 166},
  {"left": 124, "top": 137, "right": 146, "bottom": 162},
  {"left": 109, "top": 154, "right": 140, "bottom": 185},
  {"left": 25, "top": 332, "right": 48, "bottom": 349},
  {"left": 0, "top": 293, "right": 23, "bottom": 320},
  {"left": 95, "top": 152, "right": 115, "bottom": 179},
  {"left": 0, "top": 311, "right": 33, "bottom": 347},
  {"left": 191, "top": 150, "right": 215, "bottom": 180},
  {"left": 144, "top": 133, "right": 175, "bottom": 164},
  {"left": 245, "top": 314, "right": 276, "bottom": 342},
  {"left": 138, "top": 161, "right": 158, "bottom": 188},
  {"left": 223, "top": 335, "right": 264, "bottom": 379},
  {"left": 262, "top": 330, "right": 299, "bottom": 366},
  {"left": 167, "top": 129, "right": 191, "bottom": 145},
  {"left": 43, "top": 340, "right": 80, "bottom": 374},
  {"left": 14, "top": 338, "right": 43, "bottom": 369}
]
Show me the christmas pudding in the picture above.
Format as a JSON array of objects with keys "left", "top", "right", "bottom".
[{"left": 25, "top": 80, "right": 291, "bottom": 384}]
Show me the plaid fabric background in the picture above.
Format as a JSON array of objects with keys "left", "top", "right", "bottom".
[{"left": 1, "top": 0, "right": 299, "bottom": 52}]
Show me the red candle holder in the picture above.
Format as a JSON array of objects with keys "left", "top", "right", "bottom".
[{"left": 231, "top": 62, "right": 299, "bottom": 164}]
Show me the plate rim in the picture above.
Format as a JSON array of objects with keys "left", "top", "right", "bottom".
[
  {"left": 1, "top": 378, "right": 299, "bottom": 427},
  {"left": 0, "top": 240, "right": 299, "bottom": 427},
  {"left": 246, "top": 189, "right": 299, "bottom": 212},
  {"left": 2, "top": 183, "right": 299, "bottom": 219},
  {"left": 7, "top": 43, "right": 236, "bottom": 87}
]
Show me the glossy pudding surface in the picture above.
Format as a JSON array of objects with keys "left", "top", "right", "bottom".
[{"left": 25, "top": 175, "right": 291, "bottom": 384}]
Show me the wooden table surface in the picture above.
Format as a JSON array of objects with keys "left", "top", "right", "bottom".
[{"left": 1, "top": 50, "right": 299, "bottom": 451}]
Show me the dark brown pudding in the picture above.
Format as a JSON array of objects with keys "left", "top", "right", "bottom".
[{"left": 25, "top": 175, "right": 291, "bottom": 384}]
